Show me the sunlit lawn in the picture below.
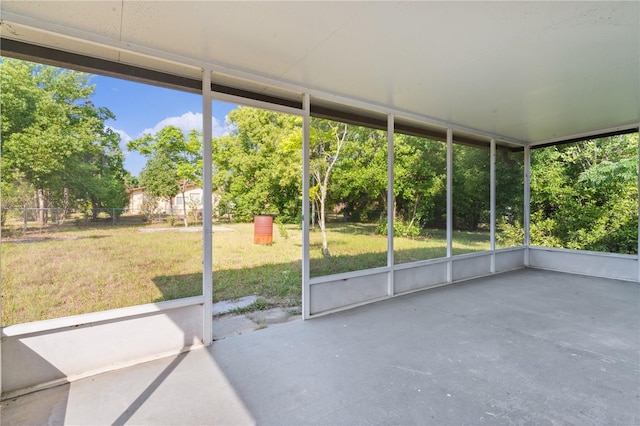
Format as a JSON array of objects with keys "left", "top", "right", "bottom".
[{"left": 1, "top": 217, "right": 490, "bottom": 325}]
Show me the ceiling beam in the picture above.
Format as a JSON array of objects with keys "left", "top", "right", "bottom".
[{"left": 5, "top": 37, "right": 627, "bottom": 151}]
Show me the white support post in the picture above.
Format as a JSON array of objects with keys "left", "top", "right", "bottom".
[
  {"left": 202, "top": 69, "right": 213, "bottom": 345},
  {"left": 387, "top": 114, "right": 395, "bottom": 296},
  {"left": 0, "top": 308, "right": 1, "bottom": 395},
  {"left": 0, "top": 211, "right": 2, "bottom": 395},
  {"left": 446, "top": 128, "right": 453, "bottom": 282},
  {"left": 524, "top": 145, "right": 531, "bottom": 267},
  {"left": 490, "top": 139, "right": 496, "bottom": 274},
  {"left": 302, "top": 93, "right": 311, "bottom": 319}
]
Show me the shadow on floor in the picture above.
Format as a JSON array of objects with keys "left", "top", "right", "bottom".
[{"left": 3, "top": 269, "right": 639, "bottom": 425}]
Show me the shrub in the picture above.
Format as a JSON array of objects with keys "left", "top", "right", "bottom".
[
  {"left": 376, "top": 218, "right": 421, "bottom": 237},
  {"left": 277, "top": 222, "right": 290, "bottom": 240}
]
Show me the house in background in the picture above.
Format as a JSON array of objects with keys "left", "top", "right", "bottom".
[
  {"left": 126, "top": 182, "right": 216, "bottom": 218},
  {"left": 126, "top": 186, "right": 147, "bottom": 214},
  {"left": 170, "top": 181, "right": 204, "bottom": 218}
]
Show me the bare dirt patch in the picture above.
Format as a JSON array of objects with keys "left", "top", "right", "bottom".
[
  {"left": 138, "top": 226, "right": 234, "bottom": 233},
  {"left": 1, "top": 233, "right": 88, "bottom": 244}
]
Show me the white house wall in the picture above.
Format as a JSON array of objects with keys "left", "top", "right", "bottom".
[
  {"left": 128, "top": 187, "right": 219, "bottom": 216},
  {"left": 171, "top": 187, "right": 204, "bottom": 215},
  {"left": 127, "top": 189, "right": 145, "bottom": 213}
]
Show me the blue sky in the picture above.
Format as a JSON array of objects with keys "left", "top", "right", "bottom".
[{"left": 91, "top": 75, "right": 237, "bottom": 178}]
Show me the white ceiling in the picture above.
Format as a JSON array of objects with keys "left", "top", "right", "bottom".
[{"left": 1, "top": 1, "right": 638, "bottom": 144}]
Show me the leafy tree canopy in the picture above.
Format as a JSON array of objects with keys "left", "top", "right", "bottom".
[
  {"left": 1, "top": 58, "right": 128, "bottom": 220},
  {"left": 128, "top": 125, "right": 203, "bottom": 225}
]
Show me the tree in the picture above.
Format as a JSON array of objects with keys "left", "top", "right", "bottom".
[
  {"left": 330, "top": 126, "right": 388, "bottom": 223},
  {"left": 393, "top": 135, "right": 447, "bottom": 232},
  {"left": 138, "top": 151, "right": 179, "bottom": 208},
  {"left": 0, "top": 176, "right": 35, "bottom": 226},
  {"left": 495, "top": 150, "right": 525, "bottom": 247},
  {"left": 175, "top": 130, "right": 202, "bottom": 226},
  {"left": 310, "top": 120, "right": 349, "bottom": 257},
  {"left": 452, "top": 145, "right": 490, "bottom": 231},
  {"left": 212, "top": 107, "right": 302, "bottom": 223},
  {"left": 208, "top": 102, "right": 638, "bottom": 258},
  {"left": 529, "top": 133, "right": 638, "bottom": 253},
  {"left": 124, "top": 174, "right": 140, "bottom": 190},
  {"left": 1, "top": 58, "right": 128, "bottom": 224},
  {"left": 72, "top": 112, "right": 129, "bottom": 220},
  {"left": 128, "top": 126, "right": 202, "bottom": 226}
]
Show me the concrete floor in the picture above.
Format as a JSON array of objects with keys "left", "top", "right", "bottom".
[{"left": 2, "top": 269, "right": 639, "bottom": 425}]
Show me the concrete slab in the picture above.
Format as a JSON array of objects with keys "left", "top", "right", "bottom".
[
  {"left": 212, "top": 315, "right": 259, "bottom": 340},
  {"left": 246, "top": 308, "right": 290, "bottom": 325},
  {"left": 212, "top": 295, "right": 258, "bottom": 316},
  {"left": 0, "top": 383, "right": 69, "bottom": 425},
  {"left": 211, "top": 269, "right": 640, "bottom": 425},
  {"left": 1, "top": 348, "right": 254, "bottom": 425},
  {"left": 2, "top": 269, "right": 638, "bottom": 425}
]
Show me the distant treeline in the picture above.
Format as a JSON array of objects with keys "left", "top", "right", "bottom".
[{"left": 2, "top": 58, "right": 637, "bottom": 254}]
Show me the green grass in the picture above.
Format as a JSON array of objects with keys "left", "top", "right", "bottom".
[
  {"left": 1, "top": 217, "right": 491, "bottom": 325},
  {"left": 228, "top": 299, "right": 271, "bottom": 315}
]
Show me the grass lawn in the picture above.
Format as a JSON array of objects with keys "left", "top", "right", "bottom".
[{"left": 1, "top": 216, "right": 490, "bottom": 325}]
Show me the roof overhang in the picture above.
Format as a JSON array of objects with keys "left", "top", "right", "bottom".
[{"left": 1, "top": 1, "right": 638, "bottom": 147}]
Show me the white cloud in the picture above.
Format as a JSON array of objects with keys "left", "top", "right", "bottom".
[
  {"left": 141, "top": 111, "right": 232, "bottom": 138},
  {"left": 222, "top": 113, "right": 237, "bottom": 136},
  {"left": 106, "top": 126, "right": 133, "bottom": 158},
  {"left": 108, "top": 126, "right": 132, "bottom": 144}
]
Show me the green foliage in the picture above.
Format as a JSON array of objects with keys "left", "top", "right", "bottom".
[
  {"left": 0, "top": 177, "right": 35, "bottom": 225},
  {"left": 228, "top": 299, "right": 270, "bottom": 315},
  {"left": 2, "top": 59, "right": 635, "bottom": 259},
  {"left": 212, "top": 103, "right": 640, "bottom": 256},
  {"left": 496, "top": 218, "right": 525, "bottom": 247},
  {"left": 0, "top": 58, "right": 128, "bottom": 220},
  {"left": 129, "top": 126, "right": 203, "bottom": 188},
  {"left": 375, "top": 218, "right": 421, "bottom": 238},
  {"left": 128, "top": 126, "right": 202, "bottom": 188},
  {"left": 394, "top": 135, "right": 447, "bottom": 228},
  {"left": 529, "top": 134, "right": 638, "bottom": 254},
  {"left": 138, "top": 151, "right": 179, "bottom": 200},
  {"left": 129, "top": 125, "right": 202, "bottom": 225},
  {"left": 140, "top": 196, "right": 160, "bottom": 222},
  {"left": 82, "top": 125, "right": 129, "bottom": 217},
  {"left": 212, "top": 107, "right": 302, "bottom": 222},
  {"left": 124, "top": 174, "right": 140, "bottom": 189},
  {"left": 277, "top": 221, "right": 290, "bottom": 240},
  {"left": 330, "top": 126, "right": 388, "bottom": 221},
  {"left": 452, "top": 145, "right": 490, "bottom": 231},
  {"left": 199, "top": 103, "right": 636, "bottom": 256}
]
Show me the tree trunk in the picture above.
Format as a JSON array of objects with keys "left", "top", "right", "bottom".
[
  {"left": 319, "top": 193, "right": 330, "bottom": 257},
  {"left": 37, "top": 189, "right": 48, "bottom": 225},
  {"left": 91, "top": 197, "right": 99, "bottom": 221},
  {"left": 407, "top": 196, "right": 419, "bottom": 229},
  {"left": 311, "top": 121, "right": 348, "bottom": 258},
  {"left": 60, "top": 187, "right": 69, "bottom": 224},
  {"left": 181, "top": 189, "right": 189, "bottom": 227}
]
